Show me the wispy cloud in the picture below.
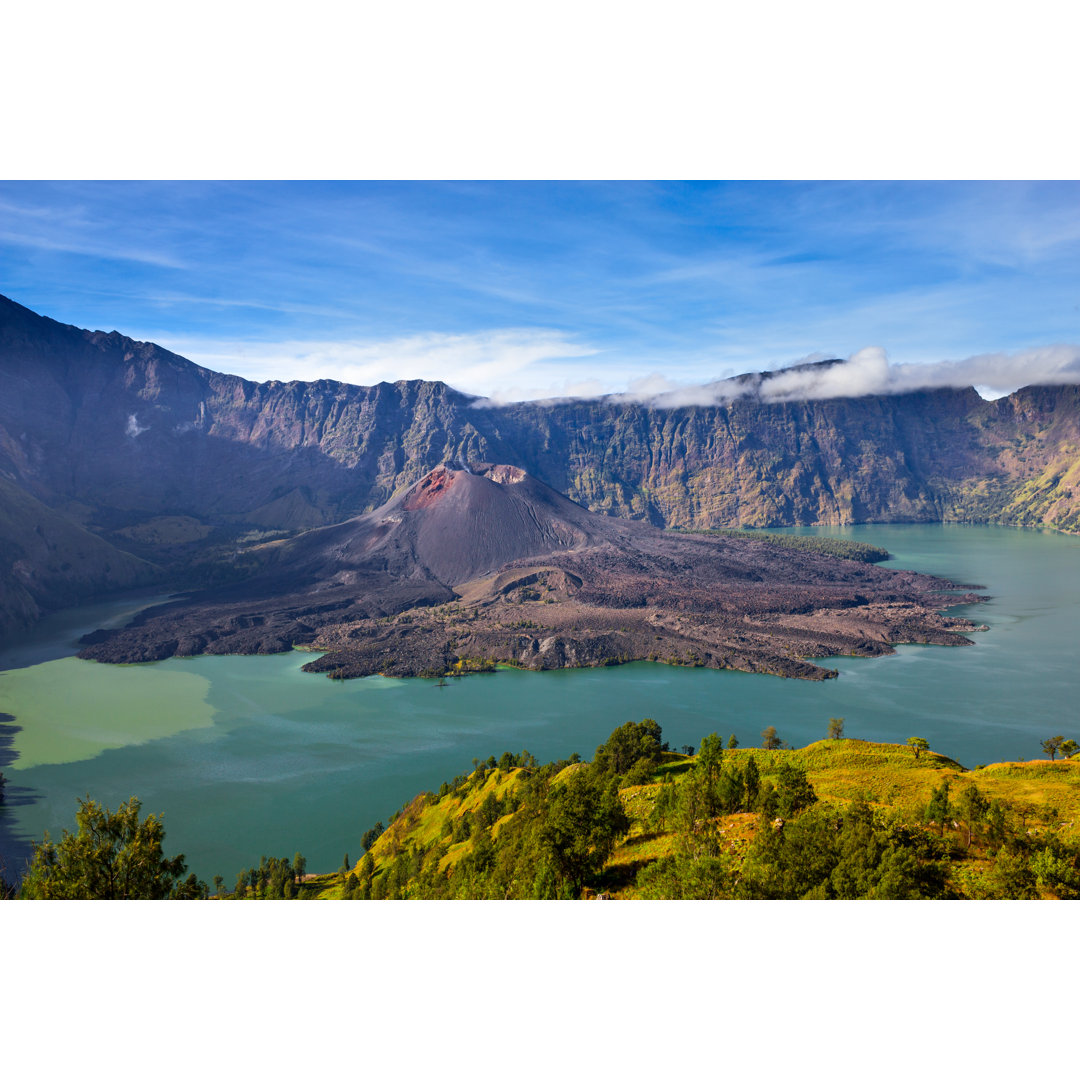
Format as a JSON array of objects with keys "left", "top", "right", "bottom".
[
  {"left": 143, "top": 291, "right": 347, "bottom": 319},
  {"left": 0, "top": 228, "right": 187, "bottom": 269},
  {"left": 157, "top": 328, "right": 599, "bottom": 398},
  {"left": 0, "top": 191, "right": 190, "bottom": 269},
  {"left": 156, "top": 324, "right": 1080, "bottom": 408}
]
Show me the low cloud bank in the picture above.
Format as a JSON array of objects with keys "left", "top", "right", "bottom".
[
  {"left": 165, "top": 327, "right": 1080, "bottom": 408},
  {"left": 598, "top": 345, "right": 1080, "bottom": 409}
]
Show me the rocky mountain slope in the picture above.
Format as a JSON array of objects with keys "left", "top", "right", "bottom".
[
  {"left": 2, "top": 292, "right": 1079, "bottom": 634},
  {"left": 77, "top": 463, "right": 983, "bottom": 679}
]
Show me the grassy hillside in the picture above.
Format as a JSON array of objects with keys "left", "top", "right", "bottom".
[
  {"left": 16, "top": 717, "right": 1080, "bottom": 902},
  {"left": 300, "top": 725, "right": 1080, "bottom": 900},
  {"left": 14, "top": 721, "right": 1079, "bottom": 900}
]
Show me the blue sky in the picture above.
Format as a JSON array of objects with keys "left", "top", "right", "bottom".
[{"left": 2, "top": 180, "right": 1079, "bottom": 400}]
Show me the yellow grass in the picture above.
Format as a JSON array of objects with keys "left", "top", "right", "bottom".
[{"left": 318, "top": 740, "right": 1080, "bottom": 898}]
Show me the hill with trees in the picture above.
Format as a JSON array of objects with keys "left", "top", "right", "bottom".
[{"left": 8, "top": 720, "right": 1080, "bottom": 900}]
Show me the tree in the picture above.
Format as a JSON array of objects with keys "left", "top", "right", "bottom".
[
  {"left": 0, "top": 770, "right": 7, "bottom": 803},
  {"left": 696, "top": 734, "right": 725, "bottom": 784},
  {"left": 743, "top": 756, "right": 760, "bottom": 810},
  {"left": 761, "top": 726, "right": 781, "bottom": 750},
  {"left": 957, "top": 783, "right": 989, "bottom": 848},
  {"left": 19, "top": 797, "right": 203, "bottom": 899},
  {"left": 361, "top": 822, "right": 384, "bottom": 852},
  {"left": 212, "top": 874, "right": 224, "bottom": 897},
  {"left": 772, "top": 761, "right": 818, "bottom": 818},
  {"left": 1061, "top": 739, "right": 1079, "bottom": 760},
  {"left": 292, "top": 851, "right": 307, "bottom": 883},
  {"left": 924, "top": 779, "right": 952, "bottom": 836},
  {"left": 650, "top": 776, "right": 679, "bottom": 832},
  {"left": 1042, "top": 736, "right": 1065, "bottom": 761},
  {"left": 538, "top": 770, "right": 629, "bottom": 894},
  {"left": 727, "top": 734, "right": 739, "bottom": 750},
  {"left": 594, "top": 719, "right": 665, "bottom": 776},
  {"left": 907, "top": 737, "right": 929, "bottom": 760},
  {"left": 827, "top": 717, "right": 845, "bottom": 740}
]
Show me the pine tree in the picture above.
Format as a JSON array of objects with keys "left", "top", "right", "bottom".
[
  {"left": 19, "top": 797, "right": 201, "bottom": 899},
  {"left": 925, "top": 779, "right": 952, "bottom": 836}
]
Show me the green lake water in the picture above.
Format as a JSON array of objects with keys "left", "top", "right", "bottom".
[{"left": 1, "top": 524, "right": 1078, "bottom": 883}]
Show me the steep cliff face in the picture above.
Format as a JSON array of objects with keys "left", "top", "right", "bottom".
[
  {"left": 489, "top": 388, "right": 1000, "bottom": 528},
  {"left": 2, "top": 293, "right": 1079, "bottom": 632}
]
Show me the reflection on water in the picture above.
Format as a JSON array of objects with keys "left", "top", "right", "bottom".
[
  {"left": 0, "top": 713, "right": 39, "bottom": 879},
  {"left": 0, "top": 524, "right": 1077, "bottom": 883}
]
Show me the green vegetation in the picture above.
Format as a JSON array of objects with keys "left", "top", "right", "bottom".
[
  {"left": 320, "top": 724, "right": 1080, "bottom": 900},
  {"left": 10, "top": 724, "right": 1080, "bottom": 900},
  {"left": 17, "top": 797, "right": 207, "bottom": 899},
  {"left": 907, "top": 736, "right": 930, "bottom": 760},
  {"left": 223, "top": 853, "right": 323, "bottom": 899},
  {"left": 671, "top": 528, "right": 891, "bottom": 563},
  {"left": 1042, "top": 736, "right": 1065, "bottom": 761}
]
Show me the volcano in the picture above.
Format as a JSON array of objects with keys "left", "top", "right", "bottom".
[
  {"left": 78, "top": 463, "right": 985, "bottom": 681},
  {"left": 263, "top": 461, "right": 629, "bottom": 590}
]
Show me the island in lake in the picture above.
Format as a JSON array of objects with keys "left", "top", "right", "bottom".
[{"left": 77, "top": 462, "right": 985, "bottom": 681}]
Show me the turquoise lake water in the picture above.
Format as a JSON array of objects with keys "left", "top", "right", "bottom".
[{"left": 1, "top": 523, "right": 1078, "bottom": 883}]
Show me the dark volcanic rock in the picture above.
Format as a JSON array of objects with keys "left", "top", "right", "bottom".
[{"left": 78, "top": 465, "right": 985, "bottom": 680}]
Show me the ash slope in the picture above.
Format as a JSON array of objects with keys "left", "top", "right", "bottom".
[{"left": 79, "top": 465, "right": 983, "bottom": 680}]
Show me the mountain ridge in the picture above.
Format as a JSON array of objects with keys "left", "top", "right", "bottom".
[{"left": 2, "top": 293, "right": 1079, "bottom": 635}]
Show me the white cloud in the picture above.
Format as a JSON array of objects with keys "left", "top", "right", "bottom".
[
  {"left": 154, "top": 327, "right": 1080, "bottom": 408},
  {"left": 759, "top": 347, "right": 892, "bottom": 400},
  {"left": 157, "top": 328, "right": 599, "bottom": 399},
  {"left": 888, "top": 345, "right": 1080, "bottom": 398},
  {"left": 620, "top": 344, "right": 1080, "bottom": 408}
]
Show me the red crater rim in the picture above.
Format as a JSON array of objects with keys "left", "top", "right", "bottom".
[{"left": 403, "top": 465, "right": 459, "bottom": 510}]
